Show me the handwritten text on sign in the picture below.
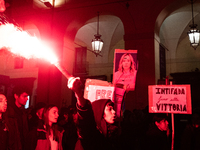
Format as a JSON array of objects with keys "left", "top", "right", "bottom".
[
  {"left": 87, "top": 85, "right": 115, "bottom": 102},
  {"left": 148, "top": 85, "right": 191, "bottom": 114}
]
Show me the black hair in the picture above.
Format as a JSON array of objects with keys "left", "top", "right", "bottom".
[
  {"left": 106, "top": 100, "right": 114, "bottom": 107},
  {"left": 13, "top": 85, "right": 30, "bottom": 97},
  {"left": 35, "top": 102, "right": 46, "bottom": 112},
  {"left": 57, "top": 107, "right": 69, "bottom": 123},
  {"left": 153, "top": 113, "right": 168, "bottom": 123}
]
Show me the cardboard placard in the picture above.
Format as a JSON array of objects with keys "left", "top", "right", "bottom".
[
  {"left": 84, "top": 79, "right": 115, "bottom": 102},
  {"left": 148, "top": 85, "right": 192, "bottom": 114}
]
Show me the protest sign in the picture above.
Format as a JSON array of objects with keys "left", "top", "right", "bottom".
[
  {"left": 84, "top": 79, "right": 115, "bottom": 102},
  {"left": 113, "top": 49, "right": 137, "bottom": 91},
  {"left": 84, "top": 78, "right": 123, "bottom": 117},
  {"left": 148, "top": 85, "right": 192, "bottom": 114}
]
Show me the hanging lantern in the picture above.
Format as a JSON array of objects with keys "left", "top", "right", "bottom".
[
  {"left": 92, "top": 34, "right": 103, "bottom": 53},
  {"left": 188, "top": 0, "right": 200, "bottom": 50},
  {"left": 91, "top": 12, "right": 103, "bottom": 56},
  {"left": 188, "top": 24, "right": 200, "bottom": 50}
]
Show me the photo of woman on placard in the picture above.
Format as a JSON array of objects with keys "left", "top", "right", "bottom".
[{"left": 113, "top": 52, "right": 137, "bottom": 91}]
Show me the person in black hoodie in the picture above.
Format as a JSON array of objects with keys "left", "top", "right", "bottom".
[{"left": 68, "top": 77, "right": 120, "bottom": 150}]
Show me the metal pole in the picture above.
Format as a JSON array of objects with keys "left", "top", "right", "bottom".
[{"left": 170, "top": 81, "right": 174, "bottom": 150}]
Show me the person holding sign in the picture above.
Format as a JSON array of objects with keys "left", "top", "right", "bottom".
[
  {"left": 68, "top": 77, "right": 120, "bottom": 150},
  {"left": 113, "top": 53, "right": 137, "bottom": 91},
  {"left": 113, "top": 50, "right": 137, "bottom": 118},
  {"left": 141, "top": 113, "right": 171, "bottom": 150}
]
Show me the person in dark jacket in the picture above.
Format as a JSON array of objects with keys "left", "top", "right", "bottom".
[
  {"left": 6, "top": 85, "right": 30, "bottom": 150},
  {"left": 0, "top": 93, "right": 9, "bottom": 150},
  {"left": 28, "top": 102, "right": 46, "bottom": 131},
  {"left": 68, "top": 77, "right": 120, "bottom": 150},
  {"left": 141, "top": 113, "right": 171, "bottom": 150},
  {"left": 59, "top": 107, "right": 78, "bottom": 150},
  {"left": 180, "top": 108, "right": 200, "bottom": 150}
]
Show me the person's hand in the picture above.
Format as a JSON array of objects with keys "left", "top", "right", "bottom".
[
  {"left": 68, "top": 77, "right": 84, "bottom": 97},
  {"left": 68, "top": 77, "right": 85, "bottom": 107}
]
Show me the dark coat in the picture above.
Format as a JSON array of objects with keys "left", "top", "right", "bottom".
[
  {"left": 5, "top": 103, "right": 29, "bottom": 150},
  {"left": 75, "top": 99, "right": 120, "bottom": 150},
  {"left": 141, "top": 123, "right": 171, "bottom": 150},
  {"left": 25, "top": 123, "right": 63, "bottom": 150},
  {"left": 0, "top": 115, "right": 9, "bottom": 150},
  {"left": 62, "top": 121, "right": 78, "bottom": 150},
  {"left": 180, "top": 124, "right": 200, "bottom": 150}
]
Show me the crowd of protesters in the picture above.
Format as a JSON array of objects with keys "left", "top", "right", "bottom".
[
  {"left": 0, "top": 1, "right": 199, "bottom": 149},
  {"left": 1, "top": 82, "right": 200, "bottom": 150}
]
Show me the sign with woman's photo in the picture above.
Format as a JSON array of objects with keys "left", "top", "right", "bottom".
[
  {"left": 113, "top": 49, "right": 138, "bottom": 91},
  {"left": 112, "top": 49, "right": 138, "bottom": 118}
]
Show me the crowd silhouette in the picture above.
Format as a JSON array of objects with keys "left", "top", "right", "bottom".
[{"left": 0, "top": 83, "right": 199, "bottom": 150}]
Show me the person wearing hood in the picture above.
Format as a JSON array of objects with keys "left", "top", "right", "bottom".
[{"left": 68, "top": 77, "right": 120, "bottom": 150}]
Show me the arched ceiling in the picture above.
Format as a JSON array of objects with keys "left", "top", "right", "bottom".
[
  {"left": 158, "top": 1, "right": 200, "bottom": 59},
  {"left": 75, "top": 15, "right": 124, "bottom": 63}
]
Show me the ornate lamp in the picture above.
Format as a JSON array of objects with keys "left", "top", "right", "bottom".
[
  {"left": 91, "top": 12, "right": 103, "bottom": 56},
  {"left": 188, "top": 0, "right": 200, "bottom": 50}
]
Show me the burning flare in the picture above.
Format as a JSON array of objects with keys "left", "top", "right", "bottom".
[
  {"left": 0, "top": 13, "right": 75, "bottom": 85},
  {"left": 0, "top": 1, "right": 79, "bottom": 91},
  {"left": 0, "top": 23, "right": 58, "bottom": 64}
]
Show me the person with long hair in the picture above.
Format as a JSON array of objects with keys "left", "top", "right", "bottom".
[
  {"left": 113, "top": 53, "right": 137, "bottom": 91},
  {"left": 26, "top": 104, "right": 63, "bottom": 150}
]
